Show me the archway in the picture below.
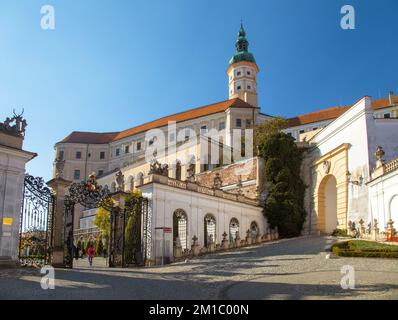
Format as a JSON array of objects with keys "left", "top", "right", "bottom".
[
  {"left": 204, "top": 214, "right": 216, "bottom": 246},
  {"left": 173, "top": 209, "right": 188, "bottom": 249},
  {"left": 390, "top": 195, "right": 398, "bottom": 225},
  {"left": 250, "top": 221, "right": 259, "bottom": 238},
  {"left": 318, "top": 175, "right": 338, "bottom": 234}
]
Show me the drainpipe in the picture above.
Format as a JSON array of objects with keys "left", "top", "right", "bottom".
[{"left": 84, "top": 144, "right": 89, "bottom": 180}]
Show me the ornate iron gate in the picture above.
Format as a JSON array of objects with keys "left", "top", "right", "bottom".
[
  {"left": 63, "top": 174, "right": 111, "bottom": 268},
  {"left": 109, "top": 196, "right": 149, "bottom": 267},
  {"left": 19, "top": 175, "right": 55, "bottom": 266},
  {"left": 109, "top": 207, "right": 125, "bottom": 267}
]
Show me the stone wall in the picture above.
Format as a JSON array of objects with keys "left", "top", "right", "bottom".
[{"left": 196, "top": 158, "right": 258, "bottom": 188}]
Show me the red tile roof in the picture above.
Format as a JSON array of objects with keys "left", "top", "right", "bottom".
[
  {"left": 58, "top": 98, "right": 255, "bottom": 144},
  {"left": 287, "top": 96, "right": 398, "bottom": 128},
  {"left": 59, "top": 131, "right": 118, "bottom": 144}
]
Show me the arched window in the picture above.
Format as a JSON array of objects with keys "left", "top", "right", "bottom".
[
  {"left": 173, "top": 209, "right": 188, "bottom": 250},
  {"left": 250, "top": 221, "right": 259, "bottom": 238},
  {"left": 229, "top": 218, "right": 240, "bottom": 242},
  {"left": 204, "top": 214, "right": 216, "bottom": 247},
  {"left": 175, "top": 161, "right": 182, "bottom": 180}
]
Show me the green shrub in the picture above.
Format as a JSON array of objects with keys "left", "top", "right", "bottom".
[
  {"left": 332, "top": 229, "right": 350, "bottom": 237},
  {"left": 332, "top": 240, "right": 398, "bottom": 258},
  {"left": 95, "top": 239, "right": 104, "bottom": 256}
]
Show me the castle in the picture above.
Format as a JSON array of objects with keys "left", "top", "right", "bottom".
[{"left": 53, "top": 24, "right": 398, "bottom": 263}]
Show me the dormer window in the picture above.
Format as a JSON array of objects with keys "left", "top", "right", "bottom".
[{"left": 236, "top": 118, "right": 242, "bottom": 128}]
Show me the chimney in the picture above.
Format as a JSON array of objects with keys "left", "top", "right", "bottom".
[{"left": 389, "top": 91, "right": 394, "bottom": 105}]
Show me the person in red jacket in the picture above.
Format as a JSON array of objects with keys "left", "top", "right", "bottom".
[{"left": 87, "top": 244, "right": 95, "bottom": 267}]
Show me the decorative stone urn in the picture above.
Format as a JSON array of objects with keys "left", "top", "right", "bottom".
[
  {"left": 372, "top": 219, "right": 380, "bottom": 241},
  {"left": 191, "top": 235, "right": 200, "bottom": 256},
  {"left": 221, "top": 232, "right": 229, "bottom": 249},
  {"left": 235, "top": 231, "right": 241, "bottom": 247},
  {"left": 386, "top": 219, "right": 396, "bottom": 241}
]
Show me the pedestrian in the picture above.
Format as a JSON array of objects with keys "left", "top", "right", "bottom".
[{"left": 87, "top": 244, "right": 95, "bottom": 267}]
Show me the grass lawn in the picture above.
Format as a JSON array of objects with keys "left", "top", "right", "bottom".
[{"left": 332, "top": 240, "right": 398, "bottom": 258}]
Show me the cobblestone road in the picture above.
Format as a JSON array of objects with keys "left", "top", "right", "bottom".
[{"left": 1, "top": 236, "right": 397, "bottom": 300}]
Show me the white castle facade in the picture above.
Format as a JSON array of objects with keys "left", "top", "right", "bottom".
[{"left": 53, "top": 25, "right": 398, "bottom": 263}]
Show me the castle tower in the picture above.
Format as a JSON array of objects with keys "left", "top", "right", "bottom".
[{"left": 227, "top": 23, "right": 259, "bottom": 108}]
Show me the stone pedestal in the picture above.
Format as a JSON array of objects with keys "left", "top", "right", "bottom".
[
  {"left": 191, "top": 235, "right": 200, "bottom": 256},
  {"left": 0, "top": 136, "right": 36, "bottom": 267},
  {"left": 207, "top": 243, "right": 215, "bottom": 253},
  {"left": 245, "top": 230, "right": 252, "bottom": 245},
  {"left": 47, "top": 177, "right": 72, "bottom": 267},
  {"left": 221, "top": 232, "right": 229, "bottom": 249}
]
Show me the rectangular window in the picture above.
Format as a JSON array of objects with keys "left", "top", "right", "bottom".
[
  {"left": 137, "top": 142, "right": 142, "bottom": 151},
  {"left": 384, "top": 113, "right": 391, "bottom": 119},
  {"left": 246, "top": 119, "right": 252, "bottom": 127},
  {"left": 237, "top": 85, "right": 241, "bottom": 90},
  {"left": 58, "top": 150, "right": 64, "bottom": 160},
  {"left": 73, "top": 170, "right": 80, "bottom": 180},
  {"left": 100, "top": 151, "right": 105, "bottom": 159},
  {"left": 125, "top": 145, "right": 129, "bottom": 153},
  {"left": 237, "top": 71, "right": 241, "bottom": 76},
  {"left": 219, "top": 122, "right": 225, "bottom": 130},
  {"left": 247, "top": 71, "right": 251, "bottom": 75},
  {"left": 299, "top": 130, "right": 305, "bottom": 134},
  {"left": 116, "top": 148, "right": 120, "bottom": 156},
  {"left": 313, "top": 127, "right": 318, "bottom": 131},
  {"left": 236, "top": 118, "right": 242, "bottom": 128},
  {"left": 76, "top": 151, "right": 81, "bottom": 159},
  {"left": 200, "top": 125, "right": 208, "bottom": 133},
  {"left": 98, "top": 170, "right": 104, "bottom": 176}
]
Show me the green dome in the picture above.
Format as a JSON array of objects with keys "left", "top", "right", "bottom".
[
  {"left": 229, "top": 52, "right": 256, "bottom": 65},
  {"left": 229, "top": 23, "right": 256, "bottom": 66}
]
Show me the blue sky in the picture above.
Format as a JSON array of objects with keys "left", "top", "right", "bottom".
[{"left": 0, "top": 0, "right": 397, "bottom": 180}]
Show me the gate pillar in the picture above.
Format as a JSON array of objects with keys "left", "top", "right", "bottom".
[{"left": 47, "top": 177, "right": 72, "bottom": 267}]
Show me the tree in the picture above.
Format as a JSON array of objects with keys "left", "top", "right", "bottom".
[
  {"left": 94, "top": 206, "right": 111, "bottom": 254},
  {"left": 95, "top": 238, "right": 104, "bottom": 256},
  {"left": 124, "top": 190, "right": 143, "bottom": 265},
  {"left": 258, "top": 130, "right": 307, "bottom": 238},
  {"left": 254, "top": 117, "right": 288, "bottom": 155}
]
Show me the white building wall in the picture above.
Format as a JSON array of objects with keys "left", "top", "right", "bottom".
[
  {"left": 140, "top": 182, "right": 266, "bottom": 263},
  {"left": 368, "top": 169, "right": 398, "bottom": 229}
]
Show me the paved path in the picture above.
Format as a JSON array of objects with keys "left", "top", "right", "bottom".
[{"left": 1, "top": 236, "right": 398, "bottom": 300}]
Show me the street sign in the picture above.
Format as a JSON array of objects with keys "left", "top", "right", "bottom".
[
  {"left": 163, "top": 227, "right": 172, "bottom": 233},
  {"left": 155, "top": 227, "right": 172, "bottom": 233}
]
